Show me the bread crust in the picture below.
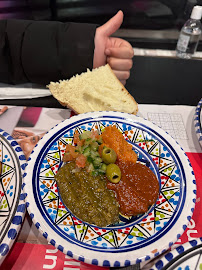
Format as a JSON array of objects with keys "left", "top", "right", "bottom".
[
  {"left": 106, "top": 65, "right": 138, "bottom": 114},
  {"left": 48, "top": 64, "right": 138, "bottom": 115}
]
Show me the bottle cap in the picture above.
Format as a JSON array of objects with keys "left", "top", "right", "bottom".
[{"left": 190, "top": 5, "right": 202, "bottom": 20}]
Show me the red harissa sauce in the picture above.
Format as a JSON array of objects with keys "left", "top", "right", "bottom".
[{"left": 107, "top": 161, "right": 159, "bottom": 216}]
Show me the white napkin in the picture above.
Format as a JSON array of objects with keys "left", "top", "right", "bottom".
[{"left": 0, "top": 83, "right": 51, "bottom": 99}]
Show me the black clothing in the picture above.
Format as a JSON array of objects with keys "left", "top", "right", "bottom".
[{"left": 0, "top": 20, "right": 96, "bottom": 85}]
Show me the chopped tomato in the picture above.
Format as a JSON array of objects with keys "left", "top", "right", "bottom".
[
  {"left": 73, "top": 130, "right": 84, "bottom": 146},
  {"left": 75, "top": 154, "right": 87, "bottom": 168},
  {"left": 90, "top": 130, "right": 100, "bottom": 140},
  {"left": 63, "top": 152, "right": 74, "bottom": 162},
  {"left": 64, "top": 144, "right": 79, "bottom": 161}
]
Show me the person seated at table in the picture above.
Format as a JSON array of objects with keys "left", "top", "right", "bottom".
[{"left": 0, "top": 10, "right": 133, "bottom": 86}]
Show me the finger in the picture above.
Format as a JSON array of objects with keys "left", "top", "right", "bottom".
[
  {"left": 99, "top": 10, "right": 123, "bottom": 37},
  {"left": 112, "top": 70, "right": 130, "bottom": 80},
  {"left": 105, "top": 46, "right": 134, "bottom": 59},
  {"left": 107, "top": 57, "right": 133, "bottom": 71},
  {"left": 120, "top": 80, "right": 126, "bottom": 85}
]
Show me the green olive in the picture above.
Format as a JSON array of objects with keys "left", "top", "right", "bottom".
[
  {"left": 106, "top": 164, "right": 121, "bottom": 183},
  {"left": 102, "top": 147, "right": 117, "bottom": 164}
]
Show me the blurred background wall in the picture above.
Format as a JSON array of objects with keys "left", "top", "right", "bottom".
[{"left": 0, "top": 0, "right": 202, "bottom": 49}]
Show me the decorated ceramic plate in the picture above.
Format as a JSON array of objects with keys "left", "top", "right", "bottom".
[
  {"left": 194, "top": 98, "right": 202, "bottom": 148},
  {"left": 152, "top": 237, "right": 202, "bottom": 269},
  {"left": 24, "top": 111, "right": 196, "bottom": 268},
  {"left": 0, "top": 129, "right": 26, "bottom": 265}
]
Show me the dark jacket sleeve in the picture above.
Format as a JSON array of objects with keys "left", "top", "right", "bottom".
[{"left": 0, "top": 19, "right": 97, "bottom": 85}]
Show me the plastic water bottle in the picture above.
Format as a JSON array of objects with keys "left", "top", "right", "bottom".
[{"left": 176, "top": 5, "right": 202, "bottom": 59}]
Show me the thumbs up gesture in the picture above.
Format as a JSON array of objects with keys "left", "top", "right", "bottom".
[{"left": 93, "top": 10, "right": 134, "bottom": 85}]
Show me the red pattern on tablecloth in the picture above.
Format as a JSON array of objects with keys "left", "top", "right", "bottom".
[
  {"left": 1, "top": 242, "right": 108, "bottom": 270},
  {"left": 175, "top": 152, "right": 202, "bottom": 245}
]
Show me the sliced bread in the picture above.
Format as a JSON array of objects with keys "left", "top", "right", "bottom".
[{"left": 47, "top": 64, "right": 138, "bottom": 114}]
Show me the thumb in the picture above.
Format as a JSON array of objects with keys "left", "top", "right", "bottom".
[{"left": 100, "top": 10, "right": 123, "bottom": 37}]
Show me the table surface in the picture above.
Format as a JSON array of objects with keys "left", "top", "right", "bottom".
[
  {"left": 0, "top": 55, "right": 201, "bottom": 269},
  {"left": 0, "top": 102, "right": 201, "bottom": 270}
]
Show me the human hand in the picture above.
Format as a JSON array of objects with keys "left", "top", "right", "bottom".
[
  {"left": 93, "top": 10, "right": 134, "bottom": 85},
  {"left": 0, "top": 106, "right": 8, "bottom": 116}
]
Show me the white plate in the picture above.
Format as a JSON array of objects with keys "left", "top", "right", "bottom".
[
  {"left": 194, "top": 98, "right": 202, "bottom": 148},
  {"left": 0, "top": 129, "right": 26, "bottom": 265},
  {"left": 24, "top": 111, "right": 196, "bottom": 267},
  {"left": 152, "top": 237, "right": 202, "bottom": 269}
]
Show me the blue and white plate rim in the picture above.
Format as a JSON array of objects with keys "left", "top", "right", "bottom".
[
  {"left": 194, "top": 98, "right": 202, "bottom": 147},
  {"left": 151, "top": 237, "right": 202, "bottom": 269},
  {"left": 0, "top": 129, "right": 27, "bottom": 265},
  {"left": 23, "top": 111, "right": 196, "bottom": 268}
]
